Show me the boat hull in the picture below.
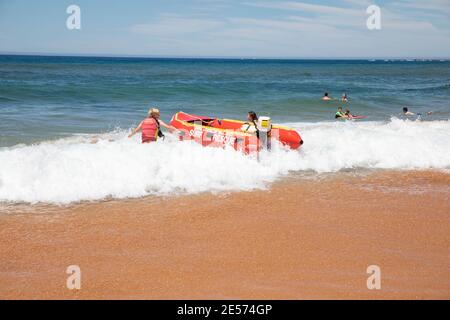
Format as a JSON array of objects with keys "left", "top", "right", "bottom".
[{"left": 170, "top": 112, "right": 303, "bottom": 153}]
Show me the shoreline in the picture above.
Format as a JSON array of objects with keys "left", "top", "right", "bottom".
[{"left": 0, "top": 170, "right": 449, "bottom": 299}]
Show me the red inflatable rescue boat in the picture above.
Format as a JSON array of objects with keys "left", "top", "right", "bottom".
[{"left": 170, "top": 112, "right": 303, "bottom": 153}]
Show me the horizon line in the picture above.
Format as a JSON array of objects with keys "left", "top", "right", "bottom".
[{"left": 1, "top": 52, "right": 450, "bottom": 61}]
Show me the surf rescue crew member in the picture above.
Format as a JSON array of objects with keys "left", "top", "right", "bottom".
[
  {"left": 241, "top": 111, "right": 259, "bottom": 136},
  {"left": 128, "top": 108, "right": 177, "bottom": 143}
]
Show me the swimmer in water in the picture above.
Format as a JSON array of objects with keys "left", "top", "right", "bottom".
[
  {"left": 322, "top": 92, "right": 332, "bottom": 101},
  {"left": 335, "top": 107, "right": 348, "bottom": 119},
  {"left": 345, "top": 108, "right": 353, "bottom": 119},
  {"left": 402, "top": 107, "right": 416, "bottom": 116},
  {"left": 341, "top": 93, "right": 348, "bottom": 102},
  {"left": 402, "top": 107, "right": 433, "bottom": 117}
]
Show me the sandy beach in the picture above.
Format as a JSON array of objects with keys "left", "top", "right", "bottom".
[
  {"left": 0, "top": 170, "right": 449, "bottom": 300},
  {"left": 2, "top": 0, "right": 450, "bottom": 303}
]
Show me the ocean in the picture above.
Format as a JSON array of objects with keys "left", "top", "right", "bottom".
[{"left": 0, "top": 55, "right": 449, "bottom": 204}]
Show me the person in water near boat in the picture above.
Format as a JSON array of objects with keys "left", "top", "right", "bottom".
[
  {"left": 241, "top": 111, "right": 259, "bottom": 134},
  {"left": 402, "top": 107, "right": 433, "bottom": 117},
  {"left": 128, "top": 108, "right": 177, "bottom": 143},
  {"left": 322, "top": 92, "right": 332, "bottom": 101},
  {"left": 345, "top": 108, "right": 353, "bottom": 119},
  {"left": 335, "top": 107, "right": 348, "bottom": 119}
]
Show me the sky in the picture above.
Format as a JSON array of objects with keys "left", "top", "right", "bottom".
[{"left": 0, "top": 0, "right": 449, "bottom": 58}]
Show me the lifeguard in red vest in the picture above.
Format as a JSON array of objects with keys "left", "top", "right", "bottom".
[{"left": 128, "top": 108, "right": 177, "bottom": 143}]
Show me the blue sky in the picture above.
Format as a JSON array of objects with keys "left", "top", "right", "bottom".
[{"left": 0, "top": 0, "right": 449, "bottom": 58}]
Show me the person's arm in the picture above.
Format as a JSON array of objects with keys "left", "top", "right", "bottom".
[
  {"left": 158, "top": 120, "right": 177, "bottom": 132},
  {"left": 203, "top": 119, "right": 216, "bottom": 126},
  {"left": 128, "top": 121, "right": 143, "bottom": 138},
  {"left": 240, "top": 122, "right": 251, "bottom": 132}
]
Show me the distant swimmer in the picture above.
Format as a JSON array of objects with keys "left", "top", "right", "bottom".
[
  {"left": 402, "top": 107, "right": 416, "bottom": 116},
  {"left": 335, "top": 107, "right": 348, "bottom": 119},
  {"left": 341, "top": 93, "right": 348, "bottom": 102},
  {"left": 322, "top": 92, "right": 332, "bottom": 101},
  {"left": 402, "top": 107, "right": 433, "bottom": 117},
  {"left": 128, "top": 108, "right": 177, "bottom": 143}
]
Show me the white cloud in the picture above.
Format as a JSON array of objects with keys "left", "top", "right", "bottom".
[
  {"left": 123, "top": 1, "right": 450, "bottom": 58},
  {"left": 131, "top": 14, "right": 223, "bottom": 37},
  {"left": 391, "top": 0, "right": 450, "bottom": 14},
  {"left": 228, "top": 17, "right": 338, "bottom": 33},
  {"left": 245, "top": 1, "right": 362, "bottom": 16}
]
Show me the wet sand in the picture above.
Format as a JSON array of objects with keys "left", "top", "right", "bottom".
[{"left": 0, "top": 170, "right": 449, "bottom": 299}]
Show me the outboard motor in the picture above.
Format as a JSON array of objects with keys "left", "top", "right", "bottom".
[{"left": 257, "top": 116, "right": 272, "bottom": 150}]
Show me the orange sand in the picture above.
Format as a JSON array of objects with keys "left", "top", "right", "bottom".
[{"left": 0, "top": 170, "right": 449, "bottom": 299}]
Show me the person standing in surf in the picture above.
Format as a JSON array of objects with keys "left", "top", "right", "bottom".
[
  {"left": 241, "top": 111, "right": 259, "bottom": 135},
  {"left": 128, "top": 108, "right": 177, "bottom": 143}
]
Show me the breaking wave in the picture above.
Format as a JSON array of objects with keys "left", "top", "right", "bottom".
[{"left": 0, "top": 118, "right": 449, "bottom": 204}]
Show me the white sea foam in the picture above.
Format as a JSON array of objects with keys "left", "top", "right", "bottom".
[
  {"left": 0, "top": 118, "right": 449, "bottom": 204},
  {"left": 288, "top": 118, "right": 450, "bottom": 172}
]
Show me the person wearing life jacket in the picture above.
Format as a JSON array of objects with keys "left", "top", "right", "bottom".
[
  {"left": 128, "top": 108, "right": 176, "bottom": 143},
  {"left": 241, "top": 111, "right": 259, "bottom": 137}
]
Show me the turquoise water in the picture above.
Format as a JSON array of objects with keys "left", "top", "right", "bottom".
[{"left": 0, "top": 55, "right": 449, "bottom": 147}]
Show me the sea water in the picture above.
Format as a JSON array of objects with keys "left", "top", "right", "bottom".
[{"left": 1, "top": 55, "right": 449, "bottom": 203}]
